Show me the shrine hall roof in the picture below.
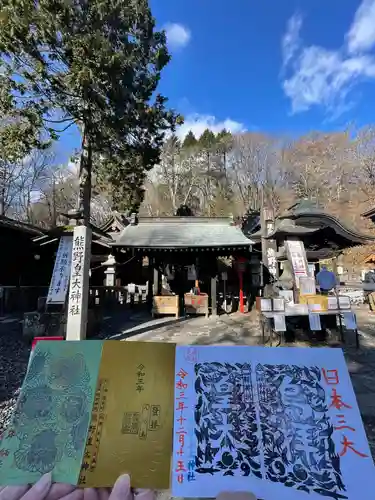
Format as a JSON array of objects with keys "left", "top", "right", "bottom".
[{"left": 112, "top": 217, "right": 254, "bottom": 250}]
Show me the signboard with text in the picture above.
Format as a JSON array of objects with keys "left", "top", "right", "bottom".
[{"left": 47, "top": 236, "right": 73, "bottom": 304}]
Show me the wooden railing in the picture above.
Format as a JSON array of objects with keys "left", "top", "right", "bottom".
[
  {"left": 89, "top": 285, "right": 148, "bottom": 310},
  {"left": 0, "top": 284, "right": 149, "bottom": 316}
]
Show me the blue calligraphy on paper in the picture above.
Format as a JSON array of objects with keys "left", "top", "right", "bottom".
[
  {"left": 193, "top": 362, "right": 261, "bottom": 479},
  {"left": 256, "top": 363, "right": 347, "bottom": 499}
]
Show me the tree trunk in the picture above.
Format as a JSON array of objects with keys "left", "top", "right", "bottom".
[
  {"left": 0, "top": 164, "right": 6, "bottom": 216},
  {"left": 78, "top": 123, "right": 92, "bottom": 225},
  {"left": 52, "top": 179, "right": 57, "bottom": 227}
]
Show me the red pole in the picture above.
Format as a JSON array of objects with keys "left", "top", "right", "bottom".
[{"left": 239, "top": 270, "right": 244, "bottom": 313}]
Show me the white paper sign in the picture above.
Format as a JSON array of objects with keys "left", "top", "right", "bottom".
[
  {"left": 328, "top": 296, "right": 339, "bottom": 310},
  {"left": 172, "top": 346, "right": 375, "bottom": 499},
  {"left": 286, "top": 239, "right": 308, "bottom": 281},
  {"left": 47, "top": 236, "right": 73, "bottom": 304},
  {"left": 299, "top": 276, "right": 316, "bottom": 296},
  {"left": 309, "top": 312, "right": 322, "bottom": 330},
  {"left": 274, "top": 314, "right": 286, "bottom": 331},
  {"left": 308, "top": 263, "right": 316, "bottom": 277},
  {"left": 273, "top": 298, "right": 285, "bottom": 311},
  {"left": 260, "top": 298, "right": 272, "bottom": 312},
  {"left": 344, "top": 312, "right": 357, "bottom": 330}
]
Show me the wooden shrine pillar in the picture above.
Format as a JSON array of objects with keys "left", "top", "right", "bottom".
[
  {"left": 147, "top": 261, "right": 153, "bottom": 309},
  {"left": 211, "top": 276, "right": 217, "bottom": 316},
  {"left": 153, "top": 266, "right": 159, "bottom": 296}
]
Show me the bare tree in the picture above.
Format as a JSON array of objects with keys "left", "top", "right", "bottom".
[
  {"left": 16, "top": 151, "right": 57, "bottom": 221},
  {"left": 0, "top": 149, "right": 56, "bottom": 219},
  {"left": 229, "top": 133, "right": 285, "bottom": 214},
  {"left": 156, "top": 137, "right": 204, "bottom": 214},
  {"left": 28, "top": 158, "right": 112, "bottom": 227},
  {"left": 283, "top": 131, "right": 356, "bottom": 207},
  {"left": 352, "top": 126, "right": 375, "bottom": 202}
]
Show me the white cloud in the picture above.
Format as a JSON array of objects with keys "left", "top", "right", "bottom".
[
  {"left": 347, "top": 0, "right": 375, "bottom": 54},
  {"left": 281, "top": 13, "right": 302, "bottom": 70},
  {"left": 176, "top": 114, "right": 245, "bottom": 139},
  {"left": 164, "top": 23, "right": 191, "bottom": 50},
  {"left": 281, "top": 0, "right": 375, "bottom": 117}
]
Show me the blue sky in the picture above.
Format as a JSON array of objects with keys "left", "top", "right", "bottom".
[
  {"left": 151, "top": 0, "right": 375, "bottom": 138},
  {"left": 58, "top": 0, "right": 375, "bottom": 160}
]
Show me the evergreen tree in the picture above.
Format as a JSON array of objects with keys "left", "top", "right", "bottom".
[
  {"left": 199, "top": 129, "right": 216, "bottom": 149},
  {"left": 182, "top": 130, "right": 197, "bottom": 148},
  {"left": 217, "top": 128, "right": 232, "bottom": 142},
  {"left": 0, "top": 0, "right": 181, "bottom": 222}
]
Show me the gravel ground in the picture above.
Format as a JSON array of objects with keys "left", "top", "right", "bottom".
[{"left": 0, "top": 318, "right": 31, "bottom": 433}]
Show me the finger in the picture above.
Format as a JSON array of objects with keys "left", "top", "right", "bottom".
[
  {"left": 133, "top": 489, "right": 156, "bottom": 500},
  {"left": 97, "top": 488, "right": 110, "bottom": 500},
  {"left": 84, "top": 488, "right": 99, "bottom": 500},
  {"left": 59, "top": 490, "right": 84, "bottom": 500},
  {"left": 109, "top": 474, "right": 131, "bottom": 500},
  {"left": 47, "top": 483, "right": 77, "bottom": 500},
  {"left": 0, "top": 485, "right": 29, "bottom": 500},
  {"left": 20, "top": 473, "right": 52, "bottom": 500}
]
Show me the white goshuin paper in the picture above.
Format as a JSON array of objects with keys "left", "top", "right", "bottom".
[{"left": 172, "top": 346, "right": 375, "bottom": 500}]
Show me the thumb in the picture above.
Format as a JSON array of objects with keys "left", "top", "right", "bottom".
[{"left": 109, "top": 475, "right": 131, "bottom": 500}]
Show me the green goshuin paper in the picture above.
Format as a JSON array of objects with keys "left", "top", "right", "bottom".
[
  {"left": 0, "top": 340, "right": 103, "bottom": 485},
  {"left": 0, "top": 339, "right": 176, "bottom": 489}
]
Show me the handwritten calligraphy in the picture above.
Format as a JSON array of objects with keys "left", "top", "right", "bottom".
[
  {"left": 68, "top": 234, "right": 86, "bottom": 317},
  {"left": 175, "top": 367, "right": 188, "bottom": 484},
  {"left": 121, "top": 404, "right": 162, "bottom": 438},
  {"left": 78, "top": 378, "right": 109, "bottom": 485},
  {"left": 47, "top": 236, "right": 73, "bottom": 304},
  {"left": 136, "top": 364, "right": 145, "bottom": 392},
  {"left": 322, "top": 368, "right": 368, "bottom": 459}
]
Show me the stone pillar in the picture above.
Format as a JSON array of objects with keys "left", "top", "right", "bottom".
[
  {"left": 211, "top": 276, "right": 217, "bottom": 316},
  {"left": 103, "top": 254, "right": 116, "bottom": 287},
  {"left": 66, "top": 225, "right": 92, "bottom": 340}
]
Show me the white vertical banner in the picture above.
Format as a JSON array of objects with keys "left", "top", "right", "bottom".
[
  {"left": 47, "top": 236, "right": 73, "bottom": 304},
  {"left": 286, "top": 239, "right": 309, "bottom": 287},
  {"left": 66, "top": 226, "right": 92, "bottom": 340}
]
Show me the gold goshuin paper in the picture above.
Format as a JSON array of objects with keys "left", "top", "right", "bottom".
[{"left": 79, "top": 341, "right": 176, "bottom": 488}]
